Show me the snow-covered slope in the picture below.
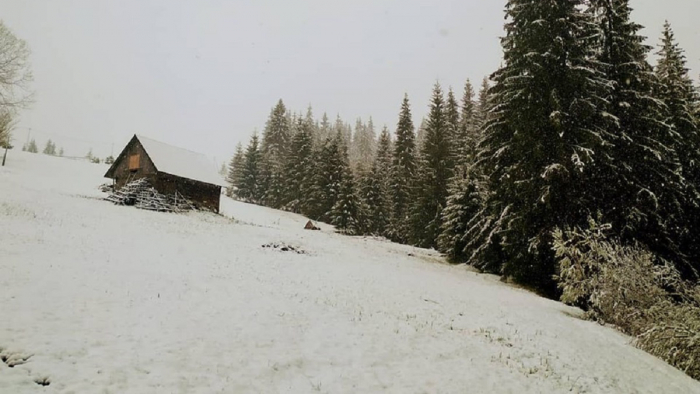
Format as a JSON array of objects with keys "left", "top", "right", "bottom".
[{"left": 1, "top": 151, "right": 698, "bottom": 393}]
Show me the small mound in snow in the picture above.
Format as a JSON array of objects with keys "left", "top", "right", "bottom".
[
  {"left": 262, "top": 242, "right": 307, "bottom": 254},
  {"left": 33, "top": 377, "right": 50, "bottom": 387},
  {"left": 1, "top": 350, "right": 32, "bottom": 368}
]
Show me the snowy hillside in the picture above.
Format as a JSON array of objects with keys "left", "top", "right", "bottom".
[{"left": 1, "top": 151, "right": 698, "bottom": 393}]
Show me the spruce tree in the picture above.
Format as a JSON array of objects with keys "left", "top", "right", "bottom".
[
  {"left": 439, "top": 81, "right": 484, "bottom": 261},
  {"left": 317, "top": 112, "right": 331, "bottom": 147},
  {"left": 410, "top": 83, "right": 453, "bottom": 248},
  {"left": 284, "top": 118, "right": 315, "bottom": 213},
  {"left": 239, "top": 134, "right": 262, "bottom": 203},
  {"left": 307, "top": 131, "right": 346, "bottom": 221},
  {"left": 260, "top": 99, "right": 291, "bottom": 208},
  {"left": 437, "top": 164, "right": 488, "bottom": 261},
  {"left": 300, "top": 106, "right": 317, "bottom": 143},
  {"left": 589, "top": 0, "right": 691, "bottom": 276},
  {"left": 655, "top": 21, "right": 700, "bottom": 277},
  {"left": 415, "top": 118, "right": 427, "bottom": 157},
  {"left": 445, "top": 87, "right": 461, "bottom": 165},
  {"left": 227, "top": 142, "right": 245, "bottom": 197},
  {"left": 363, "top": 126, "right": 393, "bottom": 235},
  {"left": 330, "top": 146, "right": 363, "bottom": 234},
  {"left": 43, "top": 139, "right": 56, "bottom": 155},
  {"left": 389, "top": 95, "right": 418, "bottom": 243},
  {"left": 457, "top": 80, "right": 477, "bottom": 169},
  {"left": 475, "top": 77, "right": 490, "bottom": 128},
  {"left": 350, "top": 118, "right": 365, "bottom": 169},
  {"left": 27, "top": 139, "right": 38, "bottom": 153},
  {"left": 475, "top": 0, "right": 614, "bottom": 291}
]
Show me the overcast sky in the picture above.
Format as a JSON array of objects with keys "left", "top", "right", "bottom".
[{"left": 1, "top": 0, "right": 698, "bottom": 164}]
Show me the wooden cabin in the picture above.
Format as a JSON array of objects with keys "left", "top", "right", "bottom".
[{"left": 104, "top": 135, "right": 225, "bottom": 212}]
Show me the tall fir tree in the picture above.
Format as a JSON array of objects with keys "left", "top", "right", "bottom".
[
  {"left": 439, "top": 81, "right": 484, "bottom": 261},
  {"left": 589, "top": 0, "right": 692, "bottom": 277},
  {"left": 415, "top": 118, "right": 428, "bottom": 158},
  {"left": 445, "top": 87, "right": 461, "bottom": 166},
  {"left": 307, "top": 131, "right": 346, "bottom": 221},
  {"left": 317, "top": 112, "right": 332, "bottom": 147},
  {"left": 226, "top": 142, "right": 245, "bottom": 197},
  {"left": 475, "top": 0, "right": 614, "bottom": 291},
  {"left": 389, "top": 95, "right": 418, "bottom": 243},
  {"left": 284, "top": 118, "right": 315, "bottom": 213},
  {"left": 27, "top": 138, "right": 37, "bottom": 153},
  {"left": 437, "top": 164, "right": 488, "bottom": 261},
  {"left": 260, "top": 99, "right": 291, "bottom": 208},
  {"left": 43, "top": 139, "right": 56, "bottom": 155},
  {"left": 410, "top": 83, "right": 453, "bottom": 248},
  {"left": 362, "top": 126, "right": 393, "bottom": 235},
  {"left": 350, "top": 118, "right": 365, "bottom": 170},
  {"left": 330, "top": 142, "right": 364, "bottom": 234},
  {"left": 238, "top": 134, "right": 262, "bottom": 203},
  {"left": 303, "top": 106, "right": 317, "bottom": 140},
  {"left": 457, "top": 79, "right": 478, "bottom": 169},
  {"left": 476, "top": 77, "right": 490, "bottom": 128},
  {"left": 655, "top": 21, "right": 700, "bottom": 277}
]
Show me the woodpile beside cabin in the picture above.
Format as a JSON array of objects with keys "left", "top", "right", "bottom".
[{"left": 104, "top": 135, "right": 225, "bottom": 213}]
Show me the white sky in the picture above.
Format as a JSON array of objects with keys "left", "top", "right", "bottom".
[{"left": 1, "top": 0, "right": 698, "bottom": 164}]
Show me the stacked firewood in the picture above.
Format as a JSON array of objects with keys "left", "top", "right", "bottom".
[{"left": 105, "top": 178, "right": 197, "bottom": 213}]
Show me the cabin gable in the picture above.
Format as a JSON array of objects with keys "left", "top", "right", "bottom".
[{"left": 104, "top": 136, "right": 158, "bottom": 189}]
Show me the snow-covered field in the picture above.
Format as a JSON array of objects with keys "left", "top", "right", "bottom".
[{"left": 1, "top": 151, "right": 698, "bottom": 394}]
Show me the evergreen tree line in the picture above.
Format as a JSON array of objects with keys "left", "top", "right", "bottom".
[
  {"left": 228, "top": 0, "right": 700, "bottom": 294},
  {"left": 22, "top": 138, "right": 63, "bottom": 156},
  {"left": 227, "top": 81, "right": 490, "bottom": 238}
]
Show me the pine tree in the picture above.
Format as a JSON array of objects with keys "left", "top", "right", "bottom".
[
  {"left": 438, "top": 164, "right": 488, "bottom": 261},
  {"left": 58, "top": 147, "right": 64, "bottom": 157},
  {"left": 303, "top": 106, "right": 318, "bottom": 144},
  {"left": 238, "top": 134, "right": 262, "bottom": 203},
  {"left": 43, "top": 139, "right": 56, "bottom": 155},
  {"left": 445, "top": 87, "right": 461, "bottom": 166},
  {"left": 655, "top": 21, "right": 700, "bottom": 277},
  {"left": 415, "top": 118, "right": 427, "bottom": 157},
  {"left": 475, "top": 0, "right": 614, "bottom": 291},
  {"left": 27, "top": 139, "right": 38, "bottom": 153},
  {"left": 410, "top": 83, "right": 453, "bottom": 248},
  {"left": 389, "top": 95, "right": 418, "bottom": 243},
  {"left": 475, "top": 77, "right": 490, "bottom": 128},
  {"left": 589, "top": 0, "right": 691, "bottom": 277},
  {"left": 260, "top": 99, "right": 291, "bottom": 208},
  {"left": 307, "top": 132, "right": 346, "bottom": 221},
  {"left": 457, "top": 80, "right": 478, "bottom": 169},
  {"left": 350, "top": 118, "right": 365, "bottom": 169},
  {"left": 331, "top": 150, "right": 364, "bottom": 234},
  {"left": 439, "top": 81, "right": 485, "bottom": 261},
  {"left": 362, "top": 126, "right": 393, "bottom": 235},
  {"left": 316, "top": 112, "right": 331, "bottom": 147},
  {"left": 226, "top": 142, "right": 245, "bottom": 197},
  {"left": 284, "top": 118, "right": 315, "bottom": 213}
]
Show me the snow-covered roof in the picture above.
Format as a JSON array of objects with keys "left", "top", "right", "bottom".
[{"left": 136, "top": 135, "right": 225, "bottom": 187}]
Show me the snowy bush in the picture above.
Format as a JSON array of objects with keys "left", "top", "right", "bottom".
[
  {"left": 553, "top": 218, "right": 700, "bottom": 380},
  {"left": 637, "top": 300, "right": 700, "bottom": 379}
]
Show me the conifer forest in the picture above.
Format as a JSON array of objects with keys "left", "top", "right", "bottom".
[{"left": 229, "top": 0, "right": 700, "bottom": 297}]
